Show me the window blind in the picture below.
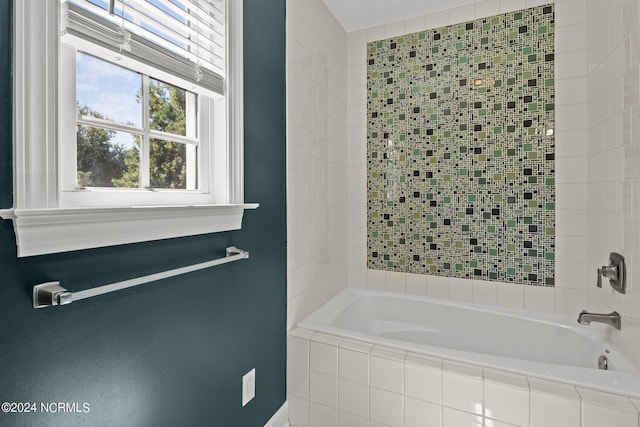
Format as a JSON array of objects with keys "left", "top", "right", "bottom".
[{"left": 61, "top": 0, "right": 225, "bottom": 94}]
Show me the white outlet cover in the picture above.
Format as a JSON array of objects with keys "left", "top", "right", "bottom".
[{"left": 242, "top": 368, "right": 256, "bottom": 406}]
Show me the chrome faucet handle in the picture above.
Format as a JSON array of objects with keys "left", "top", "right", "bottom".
[
  {"left": 596, "top": 253, "right": 626, "bottom": 294},
  {"left": 601, "top": 265, "right": 618, "bottom": 281}
]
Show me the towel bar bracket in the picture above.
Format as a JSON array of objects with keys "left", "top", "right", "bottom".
[
  {"left": 33, "top": 282, "right": 72, "bottom": 309},
  {"left": 226, "top": 246, "right": 243, "bottom": 257}
]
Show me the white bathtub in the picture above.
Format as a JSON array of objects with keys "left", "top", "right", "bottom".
[{"left": 298, "top": 287, "right": 640, "bottom": 397}]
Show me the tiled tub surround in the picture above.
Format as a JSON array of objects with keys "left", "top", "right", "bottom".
[
  {"left": 287, "top": 288, "right": 640, "bottom": 427},
  {"left": 298, "top": 288, "right": 640, "bottom": 395},
  {"left": 288, "top": 327, "right": 640, "bottom": 427},
  {"left": 342, "top": 0, "right": 640, "bottom": 368},
  {"left": 287, "top": 0, "right": 349, "bottom": 328},
  {"left": 367, "top": 5, "right": 556, "bottom": 287},
  {"left": 586, "top": 0, "right": 640, "bottom": 373}
]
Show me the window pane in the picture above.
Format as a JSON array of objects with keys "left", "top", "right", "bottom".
[
  {"left": 76, "top": 52, "right": 142, "bottom": 127},
  {"left": 150, "top": 139, "right": 187, "bottom": 189},
  {"left": 77, "top": 125, "right": 140, "bottom": 188},
  {"left": 149, "top": 79, "right": 188, "bottom": 136}
]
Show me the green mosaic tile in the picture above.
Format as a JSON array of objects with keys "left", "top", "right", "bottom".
[{"left": 367, "top": 4, "right": 555, "bottom": 286}]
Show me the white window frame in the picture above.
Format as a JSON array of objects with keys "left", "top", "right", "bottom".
[
  {"left": 0, "top": 0, "right": 257, "bottom": 257},
  {"left": 59, "top": 45, "right": 212, "bottom": 206}
]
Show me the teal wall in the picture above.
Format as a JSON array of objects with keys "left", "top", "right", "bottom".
[{"left": 0, "top": 1, "right": 286, "bottom": 426}]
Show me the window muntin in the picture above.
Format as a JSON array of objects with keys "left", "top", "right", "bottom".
[{"left": 74, "top": 52, "right": 198, "bottom": 191}]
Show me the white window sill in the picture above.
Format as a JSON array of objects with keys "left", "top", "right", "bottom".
[{"left": 0, "top": 203, "right": 259, "bottom": 257}]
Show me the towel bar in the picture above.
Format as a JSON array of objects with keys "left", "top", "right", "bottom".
[{"left": 32, "top": 246, "right": 249, "bottom": 309}]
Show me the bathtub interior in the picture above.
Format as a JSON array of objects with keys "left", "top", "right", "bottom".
[
  {"left": 330, "top": 294, "right": 617, "bottom": 370},
  {"left": 298, "top": 287, "right": 640, "bottom": 397}
]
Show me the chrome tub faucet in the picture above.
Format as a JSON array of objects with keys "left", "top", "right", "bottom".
[{"left": 577, "top": 310, "right": 621, "bottom": 330}]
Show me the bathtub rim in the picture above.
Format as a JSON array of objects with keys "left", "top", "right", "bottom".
[{"left": 297, "top": 286, "right": 640, "bottom": 398}]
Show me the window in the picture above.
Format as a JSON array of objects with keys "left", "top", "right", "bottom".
[
  {"left": 74, "top": 53, "right": 198, "bottom": 191},
  {"left": 1, "top": 0, "right": 257, "bottom": 257},
  {"left": 60, "top": 0, "right": 227, "bottom": 207}
]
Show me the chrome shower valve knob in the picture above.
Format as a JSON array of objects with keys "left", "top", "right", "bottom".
[{"left": 596, "top": 252, "right": 626, "bottom": 294}]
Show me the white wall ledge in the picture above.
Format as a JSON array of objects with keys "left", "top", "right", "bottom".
[{"left": 0, "top": 204, "right": 259, "bottom": 257}]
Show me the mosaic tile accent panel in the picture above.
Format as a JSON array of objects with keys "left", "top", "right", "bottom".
[{"left": 367, "top": 5, "right": 555, "bottom": 286}]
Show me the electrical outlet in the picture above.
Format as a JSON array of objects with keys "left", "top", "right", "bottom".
[{"left": 242, "top": 368, "right": 255, "bottom": 406}]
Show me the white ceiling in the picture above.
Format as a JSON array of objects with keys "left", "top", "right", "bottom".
[{"left": 321, "top": 0, "right": 486, "bottom": 33}]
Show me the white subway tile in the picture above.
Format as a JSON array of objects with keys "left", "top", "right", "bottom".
[
  {"left": 475, "top": 0, "right": 500, "bottom": 19},
  {"left": 310, "top": 371, "right": 338, "bottom": 409},
  {"left": 289, "top": 334, "right": 310, "bottom": 369},
  {"left": 347, "top": 43, "right": 366, "bottom": 67},
  {"left": 555, "top": 288, "right": 588, "bottom": 315},
  {"left": 404, "top": 15, "right": 427, "bottom": 34},
  {"left": 556, "top": 184, "right": 589, "bottom": 211},
  {"left": 529, "top": 378, "right": 579, "bottom": 398},
  {"left": 555, "top": 156, "right": 588, "bottom": 185},
  {"left": 347, "top": 30, "right": 366, "bottom": 46},
  {"left": 370, "top": 387, "right": 403, "bottom": 426},
  {"left": 288, "top": 395, "right": 309, "bottom": 427},
  {"left": 386, "top": 270, "right": 406, "bottom": 293},
  {"left": 348, "top": 246, "right": 367, "bottom": 268},
  {"left": 367, "top": 269, "right": 386, "bottom": 290},
  {"left": 289, "top": 364, "right": 310, "bottom": 399},
  {"left": 450, "top": 4, "right": 476, "bottom": 24},
  {"left": 556, "top": 104, "right": 588, "bottom": 132},
  {"left": 582, "top": 402, "right": 638, "bottom": 427},
  {"left": 442, "top": 362, "right": 483, "bottom": 415},
  {"left": 371, "top": 346, "right": 407, "bottom": 361},
  {"left": 427, "top": 275, "right": 450, "bottom": 299},
  {"left": 406, "top": 273, "right": 428, "bottom": 296},
  {"left": 405, "top": 397, "right": 441, "bottom": 427},
  {"left": 499, "top": 0, "right": 525, "bottom": 14},
  {"left": 556, "top": 77, "right": 588, "bottom": 106},
  {"left": 425, "top": 10, "right": 450, "bottom": 30},
  {"left": 310, "top": 335, "right": 340, "bottom": 376},
  {"left": 449, "top": 277, "right": 473, "bottom": 302},
  {"left": 497, "top": 282, "right": 525, "bottom": 309},
  {"left": 370, "top": 352, "right": 404, "bottom": 393},
  {"left": 484, "top": 420, "right": 522, "bottom": 427},
  {"left": 524, "top": 285, "right": 556, "bottom": 312},
  {"left": 348, "top": 267, "right": 367, "bottom": 288},
  {"left": 578, "top": 388, "right": 638, "bottom": 413},
  {"left": 525, "top": 0, "right": 551, "bottom": 7},
  {"left": 530, "top": 390, "right": 580, "bottom": 427},
  {"left": 405, "top": 353, "right": 442, "bottom": 404},
  {"left": 338, "top": 346, "right": 370, "bottom": 384},
  {"left": 555, "top": 50, "right": 588, "bottom": 79},
  {"left": 309, "top": 402, "right": 338, "bottom": 427},
  {"left": 338, "top": 411, "right": 368, "bottom": 427},
  {"left": 338, "top": 378, "right": 369, "bottom": 418},
  {"left": 555, "top": 130, "right": 588, "bottom": 158},
  {"left": 556, "top": 236, "right": 588, "bottom": 264},
  {"left": 442, "top": 407, "right": 483, "bottom": 427},
  {"left": 484, "top": 372, "right": 530, "bottom": 427},
  {"left": 556, "top": 210, "right": 588, "bottom": 237},
  {"left": 555, "top": 23, "right": 587, "bottom": 53},
  {"left": 472, "top": 280, "right": 498, "bottom": 305},
  {"left": 366, "top": 25, "right": 386, "bottom": 42},
  {"left": 347, "top": 84, "right": 366, "bottom": 108},
  {"left": 555, "top": 0, "right": 587, "bottom": 27},
  {"left": 385, "top": 21, "right": 406, "bottom": 39}
]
